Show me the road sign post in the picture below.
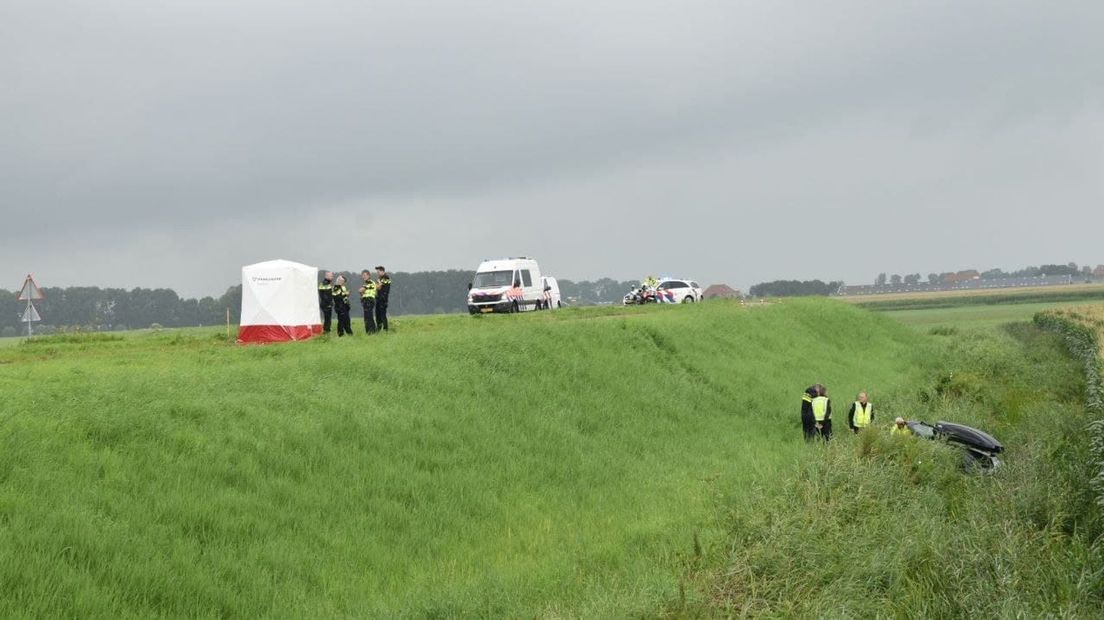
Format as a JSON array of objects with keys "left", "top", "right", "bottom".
[{"left": 17, "top": 274, "right": 44, "bottom": 338}]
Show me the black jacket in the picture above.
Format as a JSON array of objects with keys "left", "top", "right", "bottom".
[
  {"left": 801, "top": 386, "right": 817, "bottom": 419},
  {"left": 318, "top": 279, "right": 333, "bottom": 309},
  {"left": 332, "top": 284, "right": 351, "bottom": 312},
  {"left": 377, "top": 276, "right": 392, "bottom": 305}
]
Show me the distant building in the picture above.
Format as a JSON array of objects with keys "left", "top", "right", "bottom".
[
  {"left": 943, "top": 270, "right": 981, "bottom": 283},
  {"left": 1094, "top": 265, "right": 1104, "bottom": 278},
  {"left": 703, "top": 284, "right": 742, "bottom": 299}
]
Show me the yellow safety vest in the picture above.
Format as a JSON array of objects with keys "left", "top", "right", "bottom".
[
  {"left": 853, "top": 401, "right": 872, "bottom": 427},
  {"left": 361, "top": 281, "right": 377, "bottom": 299},
  {"left": 811, "top": 396, "right": 830, "bottom": 422},
  {"left": 333, "top": 284, "right": 349, "bottom": 305},
  {"left": 891, "top": 424, "right": 910, "bottom": 436}
]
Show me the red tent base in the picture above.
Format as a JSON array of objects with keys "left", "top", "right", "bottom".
[{"left": 237, "top": 324, "right": 323, "bottom": 344}]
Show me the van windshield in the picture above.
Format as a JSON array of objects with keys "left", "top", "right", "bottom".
[{"left": 472, "top": 270, "right": 515, "bottom": 288}]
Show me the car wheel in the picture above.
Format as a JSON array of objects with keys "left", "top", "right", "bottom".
[{"left": 682, "top": 295, "right": 694, "bottom": 303}]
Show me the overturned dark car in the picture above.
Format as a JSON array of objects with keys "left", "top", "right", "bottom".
[{"left": 906, "top": 420, "right": 1004, "bottom": 472}]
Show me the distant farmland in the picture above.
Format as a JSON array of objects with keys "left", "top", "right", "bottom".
[{"left": 842, "top": 281, "right": 1104, "bottom": 310}]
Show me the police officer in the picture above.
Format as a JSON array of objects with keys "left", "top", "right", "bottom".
[
  {"left": 333, "top": 274, "right": 353, "bottom": 337},
  {"left": 801, "top": 384, "right": 820, "bottom": 441},
  {"left": 318, "top": 271, "right": 335, "bottom": 334},
  {"left": 359, "top": 270, "right": 378, "bottom": 334},
  {"left": 811, "top": 385, "right": 833, "bottom": 441},
  {"left": 848, "top": 392, "right": 874, "bottom": 433},
  {"left": 374, "top": 266, "right": 391, "bottom": 331}
]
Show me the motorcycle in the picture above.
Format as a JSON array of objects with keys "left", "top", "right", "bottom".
[{"left": 623, "top": 285, "right": 659, "bottom": 305}]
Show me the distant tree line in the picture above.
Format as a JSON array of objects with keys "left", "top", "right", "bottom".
[
  {"left": 0, "top": 270, "right": 643, "bottom": 335},
  {"left": 748, "top": 280, "right": 843, "bottom": 297},
  {"left": 874, "top": 262, "right": 1103, "bottom": 286}
]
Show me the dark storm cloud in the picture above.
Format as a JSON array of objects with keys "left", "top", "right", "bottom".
[{"left": 1, "top": 1, "right": 1102, "bottom": 296}]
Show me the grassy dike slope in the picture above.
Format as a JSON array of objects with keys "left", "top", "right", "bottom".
[
  {"left": 689, "top": 318, "right": 1103, "bottom": 617},
  {"left": 0, "top": 300, "right": 925, "bottom": 616}
]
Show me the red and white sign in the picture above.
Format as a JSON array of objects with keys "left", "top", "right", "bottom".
[
  {"left": 237, "top": 259, "right": 323, "bottom": 344},
  {"left": 17, "top": 275, "right": 44, "bottom": 301}
]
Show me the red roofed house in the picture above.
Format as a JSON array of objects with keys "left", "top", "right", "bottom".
[
  {"left": 703, "top": 284, "right": 742, "bottom": 299},
  {"left": 943, "top": 270, "right": 981, "bottom": 283}
]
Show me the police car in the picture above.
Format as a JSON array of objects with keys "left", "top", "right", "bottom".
[{"left": 655, "top": 278, "right": 703, "bottom": 303}]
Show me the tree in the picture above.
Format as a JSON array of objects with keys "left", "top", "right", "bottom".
[
  {"left": 904, "top": 273, "right": 921, "bottom": 285},
  {"left": 927, "top": 273, "right": 939, "bottom": 284},
  {"left": 890, "top": 274, "right": 902, "bottom": 285},
  {"left": 875, "top": 273, "right": 887, "bottom": 286},
  {"left": 1040, "top": 264, "right": 1078, "bottom": 276}
]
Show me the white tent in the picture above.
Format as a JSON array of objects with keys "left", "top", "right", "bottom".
[{"left": 237, "top": 259, "right": 323, "bottom": 344}]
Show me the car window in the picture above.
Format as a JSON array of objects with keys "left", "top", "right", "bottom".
[
  {"left": 690, "top": 281, "right": 700, "bottom": 289},
  {"left": 664, "top": 281, "right": 686, "bottom": 289},
  {"left": 657, "top": 281, "right": 672, "bottom": 290},
  {"left": 521, "top": 270, "right": 533, "bottom": 287}
]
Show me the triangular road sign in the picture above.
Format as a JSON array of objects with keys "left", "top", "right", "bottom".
[
  {"left": 21, "top": 304, "right": 41, "bottom": 322},
  {"left": 17, "top": 275, "right": 44, "bottom": 301}
]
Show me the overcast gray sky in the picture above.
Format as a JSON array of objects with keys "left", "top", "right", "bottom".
[{"left": 2, "top": 0, "right": 1102, "bottom": 298}]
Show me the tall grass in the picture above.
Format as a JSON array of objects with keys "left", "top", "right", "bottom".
[
  {"left": 0, "top": 300, "right": 926, "bottom": 616},
  {"left": 0, "top": 301, "right": 1099, "bottom": 616},
  {"left": 1036, "top": 306, "right": 1104, "bottom": 521},
  {"left": 679, "top": 321, "right": 1104, "bottom": 616}
]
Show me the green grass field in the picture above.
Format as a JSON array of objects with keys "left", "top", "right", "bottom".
[{"left": 0, "top": 300, "right": 1100, "bottom": 616}]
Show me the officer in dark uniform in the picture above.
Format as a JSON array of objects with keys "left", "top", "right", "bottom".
[
  {"left": 801, "top": 384, "right": 820, "bottom": 441},
  {"left": 333, "top": 274, "right": 353, "bottom": 337},
  {"left": 358, "top": 269, "right": 378, "bottom": 334},
  {"left": 374, "top": 265, "right": 391, "bottom": 331},
  {"left": 318, "top": 271, "right": 334, "bottom": 334}
]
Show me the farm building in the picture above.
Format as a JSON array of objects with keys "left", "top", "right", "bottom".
[{"left": 703, "top": 284, "right": 742, "bottom": 299}]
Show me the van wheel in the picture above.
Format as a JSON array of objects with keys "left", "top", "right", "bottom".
[{"left": 682, "top": 296, "right": 694, "bottom": 303}]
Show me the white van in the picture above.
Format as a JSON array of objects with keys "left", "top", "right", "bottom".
[
  {"left": 541, "top": 276, "right": 562, "bottom": 309},
  {"left": 467, "top": 257, "right": 555, "bottom": 314}
]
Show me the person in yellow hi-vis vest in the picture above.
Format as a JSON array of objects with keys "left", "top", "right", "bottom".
[
  {"left": 891, "top": 417, "right": 911, "bottom": 436},
  {"left": 847, "top": 391, "right": 874, "bottom": 433},
  {"left": 358, "top": 270, "right": 378, "bottom": 334},
  {"left": 811, "top": 385, "right": 832, "bottom": 441}
]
